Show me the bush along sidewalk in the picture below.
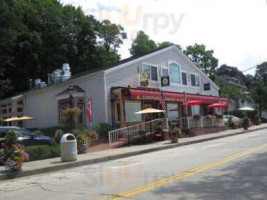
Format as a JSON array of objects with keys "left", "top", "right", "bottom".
[{"left": 25, "top": 145, "right": 60, "bottom": 161}]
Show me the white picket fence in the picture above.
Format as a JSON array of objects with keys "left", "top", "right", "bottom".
[
  {"left": 180, "top": 117, "right": 224, "bottom": 129},
  {"left": 108, "top": 118, "right": 168, "bottom": 148}
]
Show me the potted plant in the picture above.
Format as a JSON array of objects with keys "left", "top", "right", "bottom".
[
  {"left": 0, "top": 130, "right": 29, "bottom": 172},
  {"left": 73, "top": 128, "right": 91, "bottom": 153},
  {"left": 171, "top": 128, "right": 181, "bottom": 143},
  {"left": 242, "top": 117, "right": 250, "bottom": 130}
]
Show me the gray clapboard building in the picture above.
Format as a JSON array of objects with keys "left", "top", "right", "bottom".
[{"left": 0, "top": 45, "right": 227, "bottom": 129}]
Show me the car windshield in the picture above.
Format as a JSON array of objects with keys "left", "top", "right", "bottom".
[{"left": 14, "top": 128, "right": 33, "bottom": 137}]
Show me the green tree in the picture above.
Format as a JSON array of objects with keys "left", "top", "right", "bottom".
[
  {"left": 214, "top": 75, "right": 248, "bottom": 108},
  {"left": 184, "top": 44, "right": 218, "bottom": 80},
  {"left": 97, "top": 20, "right": 127, "bottom": 66},
  {"left": 130, "top": 31, "right": 157, "bottom": 56},
  {"left": 0, "top": 0, "right": 126, "bottom": 99},
  {"left": 250, "top": 79, "right": 267, "bottom": 116},
  {"left": 255, "top": 62, "right": 267, "bottom": 86},
  {"left": 158, "top": 41, "right": 182, "bottom": 50}
]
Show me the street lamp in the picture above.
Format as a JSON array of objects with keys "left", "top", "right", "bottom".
[{"left": 67, "top": 85, "right": 74, "bottom": 130}]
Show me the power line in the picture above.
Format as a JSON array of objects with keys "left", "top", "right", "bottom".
[{"left": 242, "top": 65, "right": 257, "bottom": 72}]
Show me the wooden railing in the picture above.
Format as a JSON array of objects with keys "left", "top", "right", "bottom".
[
  {"left": 180, "top": 117, "right": 224, "bottom": 130},
  {"left": 108, "top": 118, "right": 168, "bottom": 148}
]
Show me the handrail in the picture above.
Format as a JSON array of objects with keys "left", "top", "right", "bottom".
[{"left": 108, "top": 118, "right": 168, "bottom": 148}]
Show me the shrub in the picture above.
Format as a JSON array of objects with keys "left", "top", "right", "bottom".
[
  {"left": 25, "top": 145, "right": 60, "bottom": 161},
  {"left": 93, "top": 123, "right": 113, "bottom": 139}
]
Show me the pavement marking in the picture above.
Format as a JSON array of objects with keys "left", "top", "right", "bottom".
[
  {"left": 94, "top": 142, "right": 267, "bottom": 200},
  {"left": 201, "top": 143, "right": 224, "bottom": 149}
]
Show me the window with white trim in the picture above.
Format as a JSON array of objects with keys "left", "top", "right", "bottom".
[
  {"left": 169, "top": 62, "right": 181, "bottom": 84},
  {"left": 190, "top": 74, "right": 200, "bottom": 87},
  {"left": 141, "top": 64, "right": 158, "bottom": 81},
  {"left": 181, "top": 72, "right": 187, "bottom": 85}
]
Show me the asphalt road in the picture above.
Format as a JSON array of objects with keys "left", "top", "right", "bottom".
[{"left": 1, "top": 129, "right": 267, "bottom": 200}]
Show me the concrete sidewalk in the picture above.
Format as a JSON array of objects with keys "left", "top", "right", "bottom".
[{"left": 1, "top": 124, "right": 267, "bottom": 181}]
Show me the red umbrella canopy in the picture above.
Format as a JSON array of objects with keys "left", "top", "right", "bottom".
[
  {"left": 182, "top": 100, "right": 203, "bottom": 106},
  {"left": 207, "top": 103, "right": 227, "bottom": 109}
]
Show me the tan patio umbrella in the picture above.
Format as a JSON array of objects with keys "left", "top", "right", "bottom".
[
  {"left": 238, "top": 106, "right": 255, "bottom": 117},
  {"left": 4, "top": 116, "right": 35, "bottom": 122},
  {"left": 238, "top": 107, "right": 254, "bottom": 111},
  {"left": 18, "top": 116, "right": 35, "bottom": 121},
  {"left": 4, "top": 117, "right": 20, "bottom": 122},
  {"left": 134, "top": 108, "right": 165, "bottom": 114}
]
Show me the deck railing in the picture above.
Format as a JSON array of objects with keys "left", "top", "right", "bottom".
[
  {"left": 180, "top": 117, "right": 224, "bottom": 130},
  {"left": 108, "top": 118, "right": 168, "bottom": 148}
]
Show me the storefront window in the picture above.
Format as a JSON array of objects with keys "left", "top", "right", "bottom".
[
  {"left": 167, "top": 103, "right": 179, "bottom": 121},
  {"left": 125, "top": 101, "right": 142, "bottom": 122},
  {"left": 192, "top": 105, "right": 200, "bottom": 116}
]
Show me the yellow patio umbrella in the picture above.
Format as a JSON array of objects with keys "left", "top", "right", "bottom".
[
  {"left": 18, "top": 116, "right": 35, "bottom": 121},
  {"left": 134, "top": 108, "right": 165, "bottom": 114},
  {"left": 4, "top": 117, "right": 20, "bottom": 122},
  {"left": 4, "top": 116, "right": 35, "bottom": 122}
]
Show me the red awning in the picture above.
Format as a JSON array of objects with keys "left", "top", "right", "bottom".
[
  {"left": 164, "top": 92, "right": 184, "bottom": 102},
  {"left": 182, "top": 100, "right": 204, "bottom": 106},
  {"left": 126, "top": 89, "right": 229, "bottom": 105},
  {"left": 128, "top": 89, "right": 161, "bottom": 100},
  {"left": 207, "top": 103, "right": 227, "bottom": 109}
]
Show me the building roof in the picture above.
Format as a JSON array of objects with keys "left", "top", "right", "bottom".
[
  {"left": 70, "top": 45, "right": 177, "bottom": 80},
  {"left": 0, "top": 45, "right": 219, "bottom": 101},
  {"left": 55, "top": 85, "right": 85, "bottom": 97}
]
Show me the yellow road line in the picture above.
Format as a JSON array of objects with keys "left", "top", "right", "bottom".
[{"left": 95, "top": 143, "right": 267, "bottom": 200}]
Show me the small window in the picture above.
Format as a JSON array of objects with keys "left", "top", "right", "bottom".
[
  {"left": 190, "top": 74, "right": 200, "bottom": 87},
  {"left": 182, "top": 72, "right": 187, "bottom": 85},
  {"left": 141, "top": 64, "right": 158, "bottom": 81}
]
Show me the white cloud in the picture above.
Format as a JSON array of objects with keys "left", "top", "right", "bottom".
[{"left": 61, "top": 0, "right": 267, "bottom": 75}]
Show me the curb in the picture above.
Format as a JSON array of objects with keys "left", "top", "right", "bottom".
[{"left": 1, "top": 126, "right": 267, "bottom": 181}]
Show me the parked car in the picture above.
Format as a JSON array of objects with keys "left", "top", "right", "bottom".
[
  {"left": 223, "top": 115, "right": 240, "bottom": 125},
  {"left": 0, "top": 126, "right": 53, "bottom": 147}
]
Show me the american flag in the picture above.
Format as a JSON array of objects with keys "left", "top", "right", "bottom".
[{"left": 86, "top": 97, "right": 93, "bottom": 122}]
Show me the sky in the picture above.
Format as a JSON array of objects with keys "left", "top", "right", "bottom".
[{"left": 61, "top": 0, "right": 267, "bottom": 75}]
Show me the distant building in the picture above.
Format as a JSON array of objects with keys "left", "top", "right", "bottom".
[{"left": 218, "top": 65, "right": 249, "bottom": 110}]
